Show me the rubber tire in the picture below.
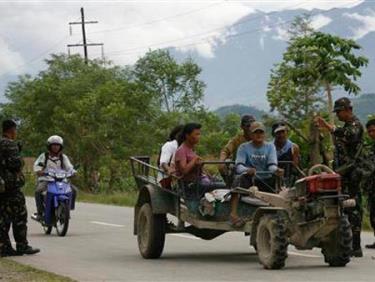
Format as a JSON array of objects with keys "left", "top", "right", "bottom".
[
  {"left": 55, "top": 201, "right": 70, "bottom": 237},
  {"left": 137, "top": 203, "right": 166, "bottom": 259},
  {"left": 256, "top": 214, "right": 288, "bottom": 269},
  {"left": 322, "top": 216, "right": 352, "bottom": 267}
]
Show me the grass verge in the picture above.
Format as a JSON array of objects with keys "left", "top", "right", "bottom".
[
  {"left": 76, "top": 190, "right": 137, "bottom": 206},
  {"left": 0, "top": 258, "right": 75, "bottom": 282}
]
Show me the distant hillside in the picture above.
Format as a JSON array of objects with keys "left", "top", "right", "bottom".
[
  {"left": 214, "top": 104, "right": 267, "bottom": 120},
  {"left": 171, "top": 0, "right": 375, "bottom": 109},
  {"left": 215, "top": 94, "right": 375, "bottom": 123},
  {"left": 352, "top": 93, "right": 375, "bottom": 122}
]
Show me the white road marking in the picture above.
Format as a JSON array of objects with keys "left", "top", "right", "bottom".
[
  {"left": 288, "top": 251, "right": 321, "bottom": 258},
  {"left": 90, "top": 221, "right": 125, "bottom": 228},
  {"left": 170, "top": 234, "right": 201, "bottom": 240}
]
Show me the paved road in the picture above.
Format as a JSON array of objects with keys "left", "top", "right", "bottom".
[{"left": 9, "top": 198, "right": 375, "bottom": 282}]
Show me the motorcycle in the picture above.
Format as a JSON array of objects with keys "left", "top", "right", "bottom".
[{"left": 31, "top": 168, "right": 76, "bottom": 236}]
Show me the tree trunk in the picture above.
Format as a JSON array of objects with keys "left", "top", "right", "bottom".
[
  {"left": 325, "top": 81, "right": 334, "bottom": 166},
  {"left": 325, "top": 82, "right": 334, "bottom": 124},
  {"left": 108, "top": 166, "right": 115, "bottom": 192},
  {"left": 309, "top": 117, "right": 321, "bottom": 166}
]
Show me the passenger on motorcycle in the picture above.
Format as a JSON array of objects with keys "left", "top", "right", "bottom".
[{"left": 33, "top": 135, "right": 77, "bottom": 221}]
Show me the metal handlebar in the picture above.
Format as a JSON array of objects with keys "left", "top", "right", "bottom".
[{"left": 308, "top": 164, "right": 335, "bottom": 176}]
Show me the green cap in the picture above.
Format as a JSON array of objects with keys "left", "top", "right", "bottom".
[{"left": 333, "top": 97, "right": 352, "bottom": 112}]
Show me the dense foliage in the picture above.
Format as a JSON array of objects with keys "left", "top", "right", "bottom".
[{"left": 1, "top": 51, "right": 241, "bottom": 192}]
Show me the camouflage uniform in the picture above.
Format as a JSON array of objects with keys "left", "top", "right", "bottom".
[
  {"left": 220, "top": 133, "right": 248, "bottom": 161},
  {"left": 0, "top": 137, "right": 28, "bottom": 254},
  {"left": 332, "top": 115, "right": 364, "bottom": 251},
  {"left": 355, "top": 144, "right": 375, "bottom": 236}
]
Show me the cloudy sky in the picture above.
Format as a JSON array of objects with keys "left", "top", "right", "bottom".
[{"left": 0, "top": 0, "right": 369, "bottom": 106}]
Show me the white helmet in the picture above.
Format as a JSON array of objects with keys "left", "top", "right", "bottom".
[{"left": 47, "top": 135, "right": 64, "bottom": 147}]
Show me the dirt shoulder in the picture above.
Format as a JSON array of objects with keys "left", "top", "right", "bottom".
[{"left": 0, "top": 258, "right": 75, "bottom": 282}]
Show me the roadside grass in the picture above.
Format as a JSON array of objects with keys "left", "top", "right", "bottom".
[
  {"left": 0, "top": 259, "right": 75, "bottom": 282},
  {"left": 76, "top": 190, "right": 137, "bottom": 206},
  {"left": 22, "top": 175, "right": 138, "bottom": 207}
]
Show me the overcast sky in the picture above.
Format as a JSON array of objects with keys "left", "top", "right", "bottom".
[{"left": 0, "top": 0, "right": 368, "bottom": 107}]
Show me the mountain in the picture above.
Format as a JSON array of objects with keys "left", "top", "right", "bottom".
[
  {"left": 214, "top": 104, "right": 267, "bottom": 120},
  {"left": 352, "top": 93, "right": 375, "bottom": 122},
  {"left": 172, "top": 0, "right": 375, "bottom": 110}
]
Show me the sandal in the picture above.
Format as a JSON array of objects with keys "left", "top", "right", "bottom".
[{"left": 230, "top": 216, "right": 246, "bottom": 228}]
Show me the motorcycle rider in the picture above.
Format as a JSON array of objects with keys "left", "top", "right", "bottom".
[{"left": 33, "top": 135, "right": 76, "bottom": 221}]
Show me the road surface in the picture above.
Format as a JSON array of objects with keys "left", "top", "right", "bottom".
[{"left": 9, "top": 198, "right": 375, "bottom": 282}]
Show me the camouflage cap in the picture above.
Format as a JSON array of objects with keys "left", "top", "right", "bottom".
[
  {"left": 250, "top": 121, "right": 265, "bottom": 133},
  {"left": 2, "top": 119, "right": 17, "bottom": 132},
  {"left": 333, "top": 97, "right": 352, "bottom": 112},
  {"left": 241, "top": 114, "right": 256, "bottom": 126}
]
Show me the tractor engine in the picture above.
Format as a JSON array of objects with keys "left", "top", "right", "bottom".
[{"left": 292, "top": 173, "right": 342, "bottom": 222}]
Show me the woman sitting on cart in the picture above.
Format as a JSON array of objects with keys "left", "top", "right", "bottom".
[
  {"left": 230, "top": 121, "right": 284, "bottom": 227},
  {"left": 174, "top": 123, "right": 204, "bottom": 183}
]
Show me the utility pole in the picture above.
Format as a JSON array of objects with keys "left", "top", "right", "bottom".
[{"left": 67, "top": 7, "right": 104, "bottom": 64}]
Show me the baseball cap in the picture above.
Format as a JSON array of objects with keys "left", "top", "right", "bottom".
[
  {"left": 250, "top": 121, "right": 265, "bottom": 133},
  {"left": 333, "top": 97, "right": 352, "bottom": 112},
  {"left": 241, "top": 114, "right": 256, "bottom": 126},
  {"left": 274, "top": 124, "right": 288, "bottom": 134}
]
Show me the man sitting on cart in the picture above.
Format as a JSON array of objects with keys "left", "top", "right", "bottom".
[
  {"left": 218, "top": 114, "right": 256, "bottom": 185},
  {"left": 272, "top": 122, "right": 300, "bottom": 186},
  {"left": 230, "top": 122, "right": 284, "bottom": 227}
]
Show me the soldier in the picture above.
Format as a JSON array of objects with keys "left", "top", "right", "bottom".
[
  {"left": 316, "top": 97, "right": 364, "bottom": 257},
  {"left": 0, "top": 119, "right": 40, "bottom": 257},
  {"left": 354, "top": 119, "right": 375, "bottom": 249},
  {"left": 219, "top": 114, "right": 256, "bottom": 184}
]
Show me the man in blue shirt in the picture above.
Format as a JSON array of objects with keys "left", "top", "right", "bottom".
[{"left": 230, "top": 121, "right": 283, "bottom": 227}]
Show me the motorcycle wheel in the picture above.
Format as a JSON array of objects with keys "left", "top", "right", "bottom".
[{"left": 55, "top": 201, "right": 70, "bottom": 237}]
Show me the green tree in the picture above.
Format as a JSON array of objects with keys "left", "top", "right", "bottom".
[
  {"left": 2, "top": 54, "right": 158, "bottom": 190},
  {"left": 1, "top": 51, "right": 213, "bottom": 191},
  {"left": 133, "top": 49, "right": 205, "bottom": 113},
  {"left": 267, "top": 17, "right": 368, "bottom": 165}
]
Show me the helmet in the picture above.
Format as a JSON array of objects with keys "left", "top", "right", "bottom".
[{"left": 47, "top": 135, "right": 64, "bottom": 147}]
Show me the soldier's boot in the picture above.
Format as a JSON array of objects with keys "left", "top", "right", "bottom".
[
  {"left": 17, "top": 245, "right": 40, "bottom": 255},
  {"left": 0, "top": 244, "right": 23, "bottom": 257},
  {"left": 365, "top": 242, "right": 375, "bottom": 249},
  {"left": 351, "top": 231, "right": 363, "bottom": 257}
]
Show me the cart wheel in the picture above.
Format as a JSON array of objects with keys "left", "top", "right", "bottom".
[
  {"left": 322, "top": 216, "right": 352, "bottom": 267},
  {"left": 137, "top": 203, "right": 166, "bottom": 259},
  {"left": 256, "top": 214, "right": 288, "bottom": 269}
]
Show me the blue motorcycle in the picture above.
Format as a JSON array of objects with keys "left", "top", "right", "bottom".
[{"left": 32, "top": 169, "right": 76, "bottom": 236}]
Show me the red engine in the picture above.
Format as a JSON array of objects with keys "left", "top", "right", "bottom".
[{"left": 303, "top": 173, "right": 341, "bottom": 194}]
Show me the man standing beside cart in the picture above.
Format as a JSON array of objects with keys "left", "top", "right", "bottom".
[{"left": 315, "top": 97, "right": 364, "bottom": 257}]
